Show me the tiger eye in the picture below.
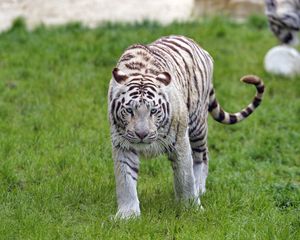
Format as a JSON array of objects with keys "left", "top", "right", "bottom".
[
  {"left": 150, "top": 109, "right": 157, "bottom": 114},
  {"left": 126, "top": 108, "right": 133, "bottom": 114}
]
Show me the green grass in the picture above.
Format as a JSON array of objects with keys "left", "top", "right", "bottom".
[{"left": 0, "top": 16, "right": 299, "bottom": 239}]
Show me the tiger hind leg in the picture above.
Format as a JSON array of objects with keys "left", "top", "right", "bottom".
[
  {"left": 190, "top": 125, "right": 209, "bottom": 197},
  {"left": 192, "top": 150, "right": 208, "bottom": 196}
]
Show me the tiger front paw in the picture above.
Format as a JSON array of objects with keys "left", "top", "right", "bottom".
[{"left": 115, "top": 206, "right": 140, "bottom": 220}]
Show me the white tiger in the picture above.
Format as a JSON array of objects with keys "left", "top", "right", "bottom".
[
  {"left": 265, "top": 0, "right": 300, "bottom": 45},
  {"left": 108, "top": 35, "right": 265, "bottom": 219}
]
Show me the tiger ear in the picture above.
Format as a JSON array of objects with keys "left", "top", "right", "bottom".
[
  {"left": 156, "top": 72, "right": 171, "bottom": 86},
  {"left": 112, "top": 68, "right": 128, "bottom": 83}
]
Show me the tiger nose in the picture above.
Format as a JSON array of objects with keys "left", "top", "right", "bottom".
[{"left": 135, "top": 130, "right": 149, "bottom": 140}]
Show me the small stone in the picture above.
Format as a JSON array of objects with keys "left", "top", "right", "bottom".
[{"left": 264, "top": 45, "right": 300, "bottom": 77}]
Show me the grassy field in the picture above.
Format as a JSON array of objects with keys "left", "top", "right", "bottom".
[{"left": 0, "top": 16, "right": 299, "bottom": 239}]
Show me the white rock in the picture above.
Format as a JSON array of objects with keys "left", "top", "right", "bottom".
[{"left": 264, "top": 45, "right": 300, "bottom": 77}]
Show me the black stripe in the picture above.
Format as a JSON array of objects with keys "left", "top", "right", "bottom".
[
  {"left": 111, "top": 98, "right": 116, "bottom": 112},
  {"left": 192, "top": 148, "right": 206, "bottom": 153},
  {"left": 121, "top": 160, "right": 139, "bottom": 174},
  {"left": 246, "top": 107, "right": 253, "bottom": 114},
  {"left": 173, "top": 123, "right": 180, "bottom": 146},
  {"left": 229, "top": 115, "right": 237, "bottom": 124},
  {"left": 208, "top": 99, "right": 218, "bottom": 112},
  {"left": 193, "top": 142, "right": 206, "bottom": 148},
  {"left": 128, "top": 85, "right": 139, "bottom": 91},
  {"left": 190, "top": 134, "right": 206, "bottom": 143},
  {"left": 127, "top": 172, "right": 137, "bottom": 181},
  {"left": 129, "top": 148, "right": 138, "bottom": 155},
  {"left": 115, "top": 101, "right": 121, "bottom": 113},
  {"left": 130, "top": 73, "right": 142, "bottom": 77},
  {"left": 257, "top": 85, "right": 264, "bottom": 94},
  {"left": 147, "top": 91, "right": 155, "bottom": 98},
  {"left": 129, "top": 91, "right": 139, "bottom": 97},
  {"left": 119, "top": 53, "right": 135, "bottom": 62},
  {"left": 193, "top": 161, "right": 202, "bottom": 164},
  {"left": 165, "top": 118, "right": 173, "bottom": 137},
  {"left": 203, "top": 152, "right": 208, "bottom": 163},
  {"left": 241, "top": 111, "right": 248, "bottom": 118},
  {"left": 253, "top": 97, "right": 261, "bottom": 107},
  {"left": 218, "top": 110, "right": 225, "bottom": 121}
]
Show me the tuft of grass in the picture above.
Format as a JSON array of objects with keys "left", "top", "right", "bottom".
[{"left": 0, "top": 16, "right": 299, "bottom": 239}]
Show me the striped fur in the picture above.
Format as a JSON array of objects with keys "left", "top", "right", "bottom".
[
  {"left": 265, "top": 0, "right": 300, "bottom": 45},
  {"left": 108, "top": 35, "right": 265, "bottom": 219}
]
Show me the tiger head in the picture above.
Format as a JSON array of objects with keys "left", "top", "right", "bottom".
[
  {"left": 267, "top": 11, "right": 300, "bottom": 46},
  {"left": 271, "top": 24, "right": 299, "bottom": 45},
  {"left": 109, "top": 68, "right": 172, "bottom": 146}
]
